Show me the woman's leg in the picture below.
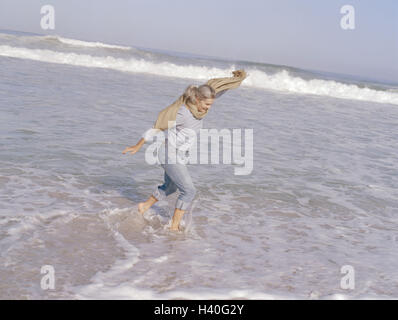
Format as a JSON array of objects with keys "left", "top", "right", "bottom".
[
  {"left": 138, "top": 195, "right": 158, "bottom": 214},
  {"left": 155, "top": 171, "right": 178, "bottom": 199},
  {"left": 163, "top": 162, "right": 196, "bottom": 231},
  {"left": 170, "top": 208, "right": 185, "bottom": 231},
  {"left": 138, "top": 171, "right": 177, "bottom": 214}
]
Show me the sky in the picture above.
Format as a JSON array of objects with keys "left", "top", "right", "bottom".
[{"left": 0, "top": 0, "right": 397, "bottom": 84}]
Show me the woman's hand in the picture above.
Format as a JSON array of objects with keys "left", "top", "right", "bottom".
[
  {"left": 122, "top": 144, "right": 141, "bottom": 155},
  {"left": 123, "top": 138, "right": 145, "bottom": 155},
  {"left": 232, "top": 69, "right": 246, "bottom": 78}
]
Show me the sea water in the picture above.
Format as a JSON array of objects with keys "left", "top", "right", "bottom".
[{"left": 1, "top": 30, "right": 398, "bottom": 299}]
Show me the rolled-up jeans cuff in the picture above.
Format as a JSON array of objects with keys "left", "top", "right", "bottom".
[
  {"left": 175, "top": 199, "right": 191, "bottom": 210},
  {"left": 152, "top": 187, "right": 166, "bottom": 201}
]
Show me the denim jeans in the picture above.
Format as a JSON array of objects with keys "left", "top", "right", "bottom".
[{"left": 152, "top": 142, "right": 196, "bottom": 210}]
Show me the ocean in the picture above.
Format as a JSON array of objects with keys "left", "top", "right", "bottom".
[{"left": 0, "top": 30, "right": 397, "bottom": 299}]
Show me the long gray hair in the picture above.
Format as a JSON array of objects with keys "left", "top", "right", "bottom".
[{"left": 183, "top": 84, "right": 216, "bottom": 105}]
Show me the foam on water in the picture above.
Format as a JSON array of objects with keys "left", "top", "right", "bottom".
[
  {"left": 43, "top": 35, "right": 132, "bottom": 50},
  {"left": 74, "top": 285, "right": 392, "bottom": 300},
  {"left": 0, "top": 35, "right": 397, "bottom": 105}
]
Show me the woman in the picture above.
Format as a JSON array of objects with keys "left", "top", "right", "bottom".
[{"left": 122, "top": 70, "right": 247, "bottom": 231}]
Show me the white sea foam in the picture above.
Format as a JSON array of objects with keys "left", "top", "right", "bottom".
[
  {"left": 0, "top": 44, "right": 397, "bottom": 105},
  {"left": 75, "top": 285, "right": 291, "bottom": 300},
  {"left": 74, "top": 281, "right": 383, "bottom": 300},
  {"left": 43, "top": 35, "right": 132, "bottom": 50}
]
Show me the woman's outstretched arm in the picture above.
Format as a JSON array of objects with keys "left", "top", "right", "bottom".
[
  {"left": 122, "top": 138, "right": 145, "bottom": 155},
  {"left": 122, "top": 128, "right": 161, "bottom": 155}
]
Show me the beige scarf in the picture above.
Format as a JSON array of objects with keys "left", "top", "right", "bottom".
[{"left": 153, "top": 70, "right": 247, "bottom": 130}]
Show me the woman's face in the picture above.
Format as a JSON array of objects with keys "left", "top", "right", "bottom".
[{"left": 196, "top": 98, "right": 214, "bottom": 112}]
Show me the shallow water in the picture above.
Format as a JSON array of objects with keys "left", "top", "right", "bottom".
[{"left": 1, "top": 32, "right": 398, "bottom": 299}]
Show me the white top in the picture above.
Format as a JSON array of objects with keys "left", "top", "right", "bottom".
[{"left": 142, "top": 105, "right": 203, "bottom": 159}]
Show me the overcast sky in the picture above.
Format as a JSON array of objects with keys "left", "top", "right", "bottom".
[{"left": 0, "top": 0, "right": 397, "bottom": 84}]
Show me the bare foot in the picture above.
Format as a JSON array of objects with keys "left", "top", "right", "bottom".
[
  {"left": 138, "top": 202, "right": 147, "bottom": 215},
  {"left": 170, "top": 225, "right": 182, "bottom": 232}
]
